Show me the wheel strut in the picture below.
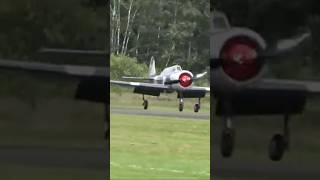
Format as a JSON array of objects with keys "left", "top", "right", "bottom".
[
  {"left": 194, "top": 98, "right": 201, "bottom": 113},
  {"left": 220, "top": 115, "right": 235, "bottom": 158},
  {"left": 179, "top": 98, "right": 184, "bottom": 112},
  {"left": 142, "top": 95, "right": 148, "bottom": 110},
  {"left": 268, "top": 114, "right": 291, "bottom": 161}
]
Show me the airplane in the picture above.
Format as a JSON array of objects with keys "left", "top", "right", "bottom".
[
  {"left": 0, "top": 49, "right": 109, "bottom": 138},
  {"left": 110, "top": 57, "right": 210, "bottom": 112},
  {"left": 210, "top": 10, "right": 320, "bottom": 161}
]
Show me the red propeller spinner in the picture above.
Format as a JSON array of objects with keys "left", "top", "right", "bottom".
[
  {"left": 179, "top": 72, "right": 193, "bottom": 87},
  {"left": 220, "top": 36, "right": 262, "bottom": 81}
]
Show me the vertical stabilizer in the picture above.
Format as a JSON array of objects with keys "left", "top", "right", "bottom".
[{"left": 148, "top": 56, "right": 156, "bottom": 77}]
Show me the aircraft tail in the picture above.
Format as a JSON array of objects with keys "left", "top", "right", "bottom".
[{"left": 148, "top": 56, "right": 156, "bottom": 77}]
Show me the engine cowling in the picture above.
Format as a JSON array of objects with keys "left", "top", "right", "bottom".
[
  {"left": 168, "top": 71, "right": 193, "bottom": 88},
  {"left": 211, "top": 28, "right": 267, "bottom": 91},
  {"left": 220, "top": 36, "right": 263, "bottom": 82},
  {"left": 179, "top": 72, "right": 193, "bottom": 87},
  {"left": 211, "top": 28, "right": 267, "bottom": 95}
]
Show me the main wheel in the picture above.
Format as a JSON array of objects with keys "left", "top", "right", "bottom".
[
  {"left": 179, "top": 102, "right": 184, "bottom": 112},
  {"left": 194, "top": 104, "right": 200, "bottom": 113},
  {"left": 220, "top": 128, "right": 235, "bottom": 158},
  {"left": 269, "top": 134, "right": 286, "bottom": 161},
  {"left": 143, "top": 100, "right": 148, "bottom": 110}
]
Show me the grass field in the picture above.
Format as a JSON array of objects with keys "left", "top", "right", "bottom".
[
  {"left": 110, "top": 114, "right": 210, "bottom": 180},
  {"left": 110, "top": 90, "right": 210, "bottom": 112}
]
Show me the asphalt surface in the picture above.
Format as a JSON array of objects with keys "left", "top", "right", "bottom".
[
  {"left": 110, "top": 106, "right": 210, "bottom": 120},
  {"left": 212, "top": 158, "right": 320, "bottom": 179},
  {"left": 0, "top": 145, "right": 107, "bottom": 170}
]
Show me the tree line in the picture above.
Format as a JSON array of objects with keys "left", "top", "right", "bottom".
[
  {"left": 110, "top": 0, "right": 210, "bottom": 73},
  {"left": 0, "top": 0, "right": 106, "bottom": 60}
]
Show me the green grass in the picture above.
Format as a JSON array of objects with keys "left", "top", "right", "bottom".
[
  {"left": 110, "top": 114, "right": 210, "bottom": 180},
  {"left": 110, "top": 91, "right": 210, "bottom": 112}
]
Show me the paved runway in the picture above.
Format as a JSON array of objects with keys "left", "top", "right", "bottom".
[
  {"left": 212, "top": 158, "right": 320, "bottom": 179},
  {"left": 0, "top": 145, "right": 107, "bottom": 170},
  {"left": 110, "top": 106, "right": 210, "bottom": 120}
]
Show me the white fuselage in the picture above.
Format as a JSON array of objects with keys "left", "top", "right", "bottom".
[{"left": 151, "top": 65, "right": 194, "bottom": 90}]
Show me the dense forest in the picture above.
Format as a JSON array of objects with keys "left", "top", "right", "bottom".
[
  {"left": 110, "top": 0, "right": 210, "bottom": 74},
  {"left": 0, "top": 0, "right": 106, "bottom": 60},
  {"left": 2, "top": 0, "right": 320, "bottom": 80},
  {"left": 0, "top": 0, "right": 106, "bottom": 99},
  {"left": 111, "top": 0, "right": 320, "bottom": 80}
]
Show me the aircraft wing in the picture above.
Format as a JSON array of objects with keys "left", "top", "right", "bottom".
[
  {"left": 0, "top": 59, "right": 108, "bottom": 103},
  {"left": 257, "top": 79, "right": 320, "bottom": 95},
  {"left": 177, "top": 86, "right": 210, "bottom": 98},
  {"left": 111, "top": 80, "right": 209, "bottom": 97},
  {"left": 111, "top": 80, "right": 168, "bottom": 89},
  {"left": 216, "top": 79, "right": 312, "bottom": 115},
  {"left": 185, "top": 86, "right": 210, "bottom": 92},
  {"left": 39, "top": 48, "right": 107, "bottom": 57},
  {"left": 0, "top": 59, "right": 108, "bottom": 78},
  {"left": 121, "top": 76, "right": 154, "bottom": 81},
  {"left": 111, "top": 80, "right": 169, "bottom": 96},
  {"left": 216, "top": 78, "right": 320, "bottom": 116}
]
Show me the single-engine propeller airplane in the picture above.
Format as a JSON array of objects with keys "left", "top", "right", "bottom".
[
  {"left": 111, "top": 57, "right": 210, "bottom": 112},
  {"left": 211, "top": 10, "right": 320, "bottom": 161},
  {"left": 0, "top": 48, "right": 109, "bottom": 137}
]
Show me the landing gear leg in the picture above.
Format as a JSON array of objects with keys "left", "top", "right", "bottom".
[
  {"left": 269, "top": 114, "right": 290, "bottom": 161},
  {"left": 194, "top": 98, "right": 201, "bottom": 113},
  {"left": 220, "top": 116, "right": 235, "bottom": 158},
  {"left": 142, "top": 94, "right": 148, "bottom": 110},
  {"left": 179, "top": 98, "right": 184, "bottom": 112}
]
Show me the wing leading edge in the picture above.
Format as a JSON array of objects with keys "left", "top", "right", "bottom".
[
  {"left": 0, "top": 59, "right": 108, "bottom": 103},
  {"left": 111, "top": 80, "right": 209, "bottom": 97},
  {"left": 259, "top": 79, "right": 320, "bottom": 95},
  {"left": 216, "top": 78, "right": 320, "bottom": 116},
  {"left": 0, "top": 59, "right": 108, "bottom": 78}
]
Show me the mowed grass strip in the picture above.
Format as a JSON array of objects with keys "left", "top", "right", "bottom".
[
  {"left": 110, "top": 114, "right": 210, "bottom": 180},
  {"left": 110, "top": 91, "right": 210, "bottom": 113}
]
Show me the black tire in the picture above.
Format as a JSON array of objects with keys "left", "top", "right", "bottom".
[
  {"left": 194, "top": 104, "right": 200, "bottom": 113},
  {"left": 220, "top": 129, "right": 235, "bottom": 158},
  {"left": 143, "top": 100, "right": 148, "bottom": 110},
  {"left": 179, "top": 103, "right": 183, "bottom": 112},
  {"left": 269, "top": 134, "right": 286, "bottom": 161}
]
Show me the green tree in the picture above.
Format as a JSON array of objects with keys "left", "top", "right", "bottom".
[
  {"left": 110, "top": 54, "right": 148, "bottom": 80},
  {"left": 110, "top": 0, "right": 210, "bottom": 73},
  {"left": 0, "top": 0, "right": 106, "bottom": 59}
]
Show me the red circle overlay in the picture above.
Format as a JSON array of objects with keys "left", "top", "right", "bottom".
[
  {"left": 179, "top": 73, "right": 192, "bottom": 87},
  {"left": 220, "top": 36, "right": 261, "bottom": 81}
]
